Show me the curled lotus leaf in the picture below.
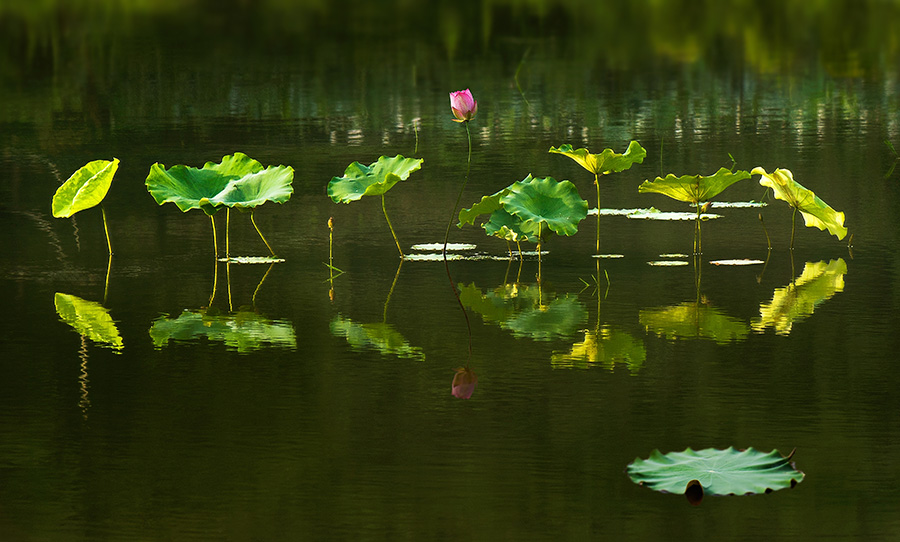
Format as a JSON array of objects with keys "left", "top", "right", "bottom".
[
  {"left": 54, "top": 293, "right": 123, "bottom": 351},
  {"left": 500, "top": 175, "right": 589, "bottom": 238},
  {"left": 327, "top": 155, "right": 423, "bottom": 204},
  {"left": 52, "top": 158, "right": 119, "bottom": 218},
  {"left": 752, "top": 166, "right": 848, "bottom": 240},
  {"left": 549, "top": 140, "right": 647, "bottom": 176},
  {"left": 627, "top": 447, "right": 804, "bottom": 499},
  {"left": 458, "top": 187, "right": 510, "bottom": 227},
  {"left": 209, "top": 165, "right": 295, "bottom": 209},
  {"left": 638, "top": 167, "right": 751, "bottom": 204}
]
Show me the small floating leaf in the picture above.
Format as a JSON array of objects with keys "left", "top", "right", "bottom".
[
  {"left": 410, "top": 243, "right": 476, "bottom": 251},
  {"left": 647, "top": 260, "right": 690, "bottom": 266},
  {"left": 709, "top": 259, "right": 766, "bottom": 266},
  {"left": 627, "top": 447, "right": 804, "bottom": 498},
  {"left": 52, "top": 159, "right": 120, "bottom": 218},
  {"left": 752, "top": 166, "right": 847, "bottom": 240},
  {"left": 627, "top": 210, "right": 722, "bottom": 221}
]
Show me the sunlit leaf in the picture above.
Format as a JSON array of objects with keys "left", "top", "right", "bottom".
[
  {"left": 327, "top": 155, "right": 423, "bottom": 203},
  {"left": 457, "top": 188, "right": 510, "bottom": 227},
  {"left": 752, "top": 258, "right": 847, "bottom": 335},
  {"left": 329, "top": 315, "right": 425, "bottom": 360},
  {"left": 209, "top": 165, "right": 295, "bottom": 209},
  {"left": 640, "top": 301, "right": 749, "bottom": 343},
  {"left": 54, "top": 293, "right": 123, "bottom": 351},
  {"left": 752, "top": 166, "right": 848, "bottom": 240},
  {"left": 627, "top": 447, "right": 804, "bottom": 499},
  {"left": 500, "top": 175, "right": 589, "bottom": 238},
  {"left": 638, "top": 167, "right": 751, "bottom": 204},
  {"left": 51, "top": 158, "right": 119, "bottom": 218},
  {"left": 149, "top": 309, "right": 297, "bottom": 353},
  {"left": 551, "top": 326, "right": 646, "bottom": 372},
  {"left": 549, "top": 140, "right": 647, "bottom": 175}
]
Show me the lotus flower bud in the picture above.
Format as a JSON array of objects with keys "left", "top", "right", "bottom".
[
  {"left": 449, "top": 89, "right": 478, "bottom": 123},
  {"left": 451, "top": 366, "right": 478, "bottom": 399}
]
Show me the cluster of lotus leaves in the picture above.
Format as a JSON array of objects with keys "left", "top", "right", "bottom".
[
  {"left": 752, "top": 166, "right": 848, "bottom": 240},
  {"left": 548, "top": 140, "right": 647, "bottom": 176},
  {"left": 458, "top": 174, "right": 588, "bottom": 243},
  {"left": 146, "top": 152, "right": 294, "bottom": 215},
  {"left": 52, "top": 159, "right": 120, "bottom": 218},
  {"left": 627, "top": 447, "right": 804, "bottom": 501},
  {"left": 327, "top": 155, "right": 423, "bottom": 204}
]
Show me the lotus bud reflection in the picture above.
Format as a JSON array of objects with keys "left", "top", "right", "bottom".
[
  {"left": 451, "top": 366, "right": 478, "bottom": 399},
  {"left": 449, "top": 89, "right": 478, "bottom": 123}
]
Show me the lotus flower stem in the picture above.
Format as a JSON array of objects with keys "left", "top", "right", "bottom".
[
  {"left": 251, "top": 211, "right": 276, "bottom": 256},
  {"left": 226, "top": 209, "right": 231, "bottom": 259},
  {"left": 100, "top": 204, "right": 112, "bottom": 255},
  {"left": 695, "top": 205, "right": 702, "bottom": 255},
  {"left": 594, "top": 173, "right": 601, "bottom": 253},
  {"left": 381, "top": 194, "right": 403, "bottom": 258}
]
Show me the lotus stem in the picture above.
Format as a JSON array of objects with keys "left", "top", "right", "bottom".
[
  {"left": 383, "top": 260, "right": 403, "bottom": 323},
  {"left": 251, "top": 211, "right": 276, "bottom": 256},
  {"left": 252, "top": 263, "right": 275, "bottom": 307},
  {"left": 790, "top": 206, "right": 797, "bottom": 250},
  {"left": 759, "top": 213, "right": 772, "bottom": 251},
  {"left": 103, "top": 253, "right": 112, "bottom": 305},
  {"left": 226, "top": 208, "right": 231, "bottom": 259},
  {"left": 210, "top": 215, "right": 218, "bottom": 259},
  {"left": 226, "top": 261, "right": 233, "bottom": 313},
  {"left": 382, "top": 194, "right": 404, "bottom": 258},
  {"left": 100, "top": 204, "right": 112, "bottom": 255},
  {"left": 594, "top": 173, "right": 601, "bottom": 254},
  {"left": 537, "top": 222, "right": 543, "bottom": 284},
  {"left": 209, "top": 257, "right": 218, "bottom": 307},
  {"left": 328, "top": 217, "right": 334, "bottom": 281}
]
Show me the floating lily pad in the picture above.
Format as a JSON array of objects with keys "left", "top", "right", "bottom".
[
  {"left": 596, "top": 208, "right": 654, "bottom": 216},
  {"left": 627, "top": 447, "right": 804, "bottom": 502},
  {"left": 647, "top": 260, "right": 689, "bottom": 267},
  {"left": 403, "top": 253, "right": 466, "bottom": 261},
  {"left": 592, "top": 254, "right": 625, "bottom": 259},
  {"left": 218, "top": 256, "right": 286, "bottom": 264},
  {"left": 752, "top": 258, "right": 847, "bottom": 335},
  {"left": 709, "top": 259, "right": 766, "bottom": 266},
  {"left": 692, "top": 201, "right": 767, "bottom": 209},
  {"left": 55, "top": 292, "right": 123, "bottom": 351},
  {"left": 659, "top": 253, "right": 690, "bottom": 258},
  {"left": 628, "top": 210, "right": 722, "bottom": 221},
  {"left": 409, "top": 243, "right": 476, "bottom": 251}
]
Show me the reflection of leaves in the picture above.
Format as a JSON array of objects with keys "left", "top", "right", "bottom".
[
  {"left": 149, "top": 309, "right": 297, "bottom": 353},
  {"left": 460, "top": 283, "right": 587, "bottom": 341},
  {"left": 627, "top": 447, "right": 804, "bottom": 499},
  {"left": 752, "top": 166, "right": 847, "bottom": 240},
  {"left": 551, "top": 326, "right": 646, "bottom": 372},
  {"left": 752, "top": 258, "right": 847, "bottom": 335},
  {"left": 640, "top": 301, "right": 749, "bottom": 343},
  {"left": 54, "top": 293, "right": 124, "bottom": 351},
  {"left": 330, "top": 315, "right": 425, "bottom": 361}
]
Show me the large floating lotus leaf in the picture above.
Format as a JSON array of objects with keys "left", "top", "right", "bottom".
[
  {"left": 52, "top": 158, "right": 119, "bottom": 218},
  {"left": 146, "top": 163, "right": 232, "bottom": 214},
  {"left": 209, "top": 166, "right": 295, "bottom": 209},
  {"left": 549, "top": 140, "right": 647, "bottom": 175},
  {"left": 327, "top": 155, "right": 423, "bottom": 204},
  {"left": 638, "top": 167, "right": 751, "bottom": 204},
  {"left": 149, "top": 309, "right": 297, "bottom": 353},
  {"left": 500, "top": 175, "right": 589, "bottom": 238},
  {"left": 329, "top": 315, "right": 425, "bottom": 361},
  {"left": 54, "top": 293, "right": 123, "bottom": 351},
  {"left": 640, "top": 301, "right": 749, "bottom": 344},
  {"left": 752, "top": 258, "right": 847, "bottom": 335},
  {"left": 551, "top": 326, "right": 646, "bottom": 372},
  {"left": 627, "top": 447, "right": 804, "bottom": 498},
  {"left": 752, "top": 166, "right": 848, "bottom": 240}
]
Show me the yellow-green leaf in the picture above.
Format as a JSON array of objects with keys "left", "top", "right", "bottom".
[
  {"left": 549, "top": 140, "right": 646, "bottom": 175},
  {"left": 54, "top": 292, "right": 123, "bottom": 351},
  {"left": 52, "top": 159, "right": 119, "bottom": 218},
  {"left": 638, "top": 167, "right": 751, "bottom": 204},
  {"left": 752, "top": 166, "right": 848, "bottom": 240}
]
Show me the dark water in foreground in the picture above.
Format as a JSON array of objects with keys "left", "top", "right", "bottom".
[{"left": 3, "top": 8, "right": 900, "bottom": 540}]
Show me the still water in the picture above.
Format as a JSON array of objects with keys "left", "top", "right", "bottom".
[{"left": 3, "top": 6, "right": 900, "bottom": 540}]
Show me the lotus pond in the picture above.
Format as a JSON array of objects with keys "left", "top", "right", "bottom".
[{"left": 3, "top": 2, "right": 900, "bottom": 539}]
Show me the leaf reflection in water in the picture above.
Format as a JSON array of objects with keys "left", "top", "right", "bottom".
[{"left": 752, "top": 258, "right": 847, "bottom": 336}]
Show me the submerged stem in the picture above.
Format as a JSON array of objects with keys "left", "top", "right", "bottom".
[
  {"left": 100, "top": 204, "right": 112, "bottom": 255},
  {"left": 251, "top": 211, "right": 276, "bottom": 256},
  {"left": 383, "top": 260, "right": 403, "bottom": 323},
  {"left": 382, "top": 194, "right": 404, "bottom": 258},
  {"left": 252, "top": 263, "right": 275, "bottom": 307}
]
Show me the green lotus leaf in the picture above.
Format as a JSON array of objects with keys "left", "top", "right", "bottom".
[
  {"left": 329, "top": 315, "right": 425, "bottom": 361},
  {"left": 752, "top": 258, "right": 847, "bottom": 335},
  {"left": 638, "top": 167, "right": 751, "bottom": 204},
  {"left": 54, "top": 292, "right": 123, "bottom": 351},
  {"left": 458, "top": 187, "right": 510, "bottom": 227},
  {"left": 149, "top": 309, "right": 297, "bottom": 353},
  {"left": 640, "top": 301, "right": 749, "bottom": 344},
  {"left": 500, "top": 175, "right": 589, "bottom": 238},
  {"left": 209, "top": 165, "right": 295, "bottom": 209},
  {"left": 146, "top": 163, "right": 232, "bottom": 214},
  {"left": 752, "top": 166, "right": 848, "bottom": 240},
  {"left": 327, "top": 155, "right": 423, "bottom": 204},
  {"left": 51, "top": 158, "right": 119, "bottom": 218},
  {"left": 549, "top": 140, "right": 647, "bottom": 176},
  {"left": 483, "top": 207, "right": 533, "bottom": 242},
  {"left": 202, "top": 152, "right": 264, "bottom": 177},
  {"left": 627, "top": 447, "right": 804, "bottom": 498},
  {"left": 551, "top": 326, "right": 646, "bottom": 372}
]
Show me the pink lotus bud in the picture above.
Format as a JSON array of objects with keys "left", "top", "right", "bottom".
[
  {"left": 451, "top": 366, "right": 478, "bottom": 399},
  {"left": 449, "top": 89, "right": 478, "bottom": 123}
]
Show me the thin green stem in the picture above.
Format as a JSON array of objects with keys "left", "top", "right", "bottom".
[
  {"left": 695, "top": 205, "right": 702, "bottom": 255},
  {"left": 103, "top": 253, "right": 112, "bottom": 305},
  {"left": 252, "top": 263, "right": 275, "bottom": 307},
  {"left": 382, "top": 194, "right": 404, "bottom": 258},
  {"left": 383, "top": 260, "right": 403, "bottom": 323},
  {"left": 226, "top": 208, "right": 231, "bottom": 259},
  {"left": 251, "top": 211, "right": 276, "bottom": 256},
  {"left": 209, "top": 258, "right": 218, "bottom": 307},
  {"left": 226, "top": 261, "right": 233, "bottom": 313},
  {"left": 790, "top": 207, "right": 797, "bottom": 250},
  {"left": 594, "top": 173, "right": 601, "bottom": 254},
  {"left": 100, "top": 204, "right": 112, "bottom": 255},
  {"left": 537, "top": 222, "right": 543, "bottom": 284},
  {"left": 759, "top": 213, "right": 772, "bottom": 251}
]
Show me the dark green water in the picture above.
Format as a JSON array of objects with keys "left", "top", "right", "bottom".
[{"left": 3, "top": 3, "right": 900, "bottom": 540}]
